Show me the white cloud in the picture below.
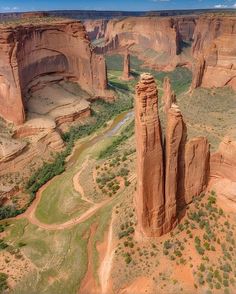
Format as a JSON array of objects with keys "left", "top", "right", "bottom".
[
  {"left": 214, "top": 4, "right": 228, "bottom": 8},
  {"left": 233, "top": 3, "right": 236, "bottom": 8},
  {"left": 1, "top": 6, "right": 19, "bottom": 12}
]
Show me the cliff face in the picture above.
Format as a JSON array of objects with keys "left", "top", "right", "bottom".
[
  {"left": 191, "top": 16, "right": 236, "bottom": 90},
  {"left": 183, "top": 137, "right": 210, "bottom": 205},
  {"left": 0, "top": 20, "right": 109, "bottom": 125},
  {"left": 210, "top": 137, "right": 236, "bottom": 182},
  {"left": 135, "top": 74, "right": 210, "bottom": 237},
  {"left": 208, "top": 137, "right": 236, "bottom": 204},
  {"left": 98, "top": 14, "right": 236, "bottom": 90},
  {"left": 83, "top": 19, "right": 108, "bottom": 40},
  {"left": 103, "top": 17, "right": 181, "bottom": 69}
]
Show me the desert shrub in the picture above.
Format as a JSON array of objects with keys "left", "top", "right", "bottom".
[
  {"left": 0, "top": 239, "right": 8, "bottom": 250},
  {"left": 0, "top": 272, "right": 8, "bottom": 292}
]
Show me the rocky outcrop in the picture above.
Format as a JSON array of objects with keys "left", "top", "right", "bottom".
[
  {"left": 208, "top": 137, "right": 236, "bottom": 204},
  {"left": 135, "top": 74, "right": 210, "bottom": 237},
  {"left": 162, "top": 77, "right": 176, "bottom": 113},
  {"left": 191, "top": 16, "right": 236, "bottom": 90},
  {"left": 135, "top": 73, "right": 165, "bottom": 237},
  {"left": 94, "top": 14, "right": 235, "bottom": 91},
  {"left": 0, "top": 135, "right": 27, "bottom": 162},
  {"left": 210, "top": 137, "right": 236, "bottom": 182},
  {"left": 121, "top": 51, "right": 133, "bottom": 81},
  {"left": 164, "top": 104, "right": 183, "bottom": 232},
  {"left": 0, "top": 128, "right": 64, "bottom": 176},
  {"left": 183, "top": 137, "right": 210, "bottom": 205},
  {"left": 103, "top": 17, "right": 181, "bottom": 70},
  {"left": 0, "top": 19, "right": 110, "bottom": 125},
  {"left": 83, "top": 19, "right": 108, "bottom": 41}
]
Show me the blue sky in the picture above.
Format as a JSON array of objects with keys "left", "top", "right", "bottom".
[{"left": 0, "top": 0, "right": 236, "bottom": 12}]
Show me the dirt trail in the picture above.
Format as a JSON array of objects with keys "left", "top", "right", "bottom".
[
  {"left": 28, "top": 196, "right": 110, "bottom": 231},
  {"left": 99, "top": 211, "right": 115, "bottom": 294},
  {"left": 79, "top": 222, "right": 99, "bottom": 294},
  {"left": 14, "top": 171, "right": 111, "bottom": 231},
  {"left": 73, "top": 156, "right": 94, "bottom": 204}
]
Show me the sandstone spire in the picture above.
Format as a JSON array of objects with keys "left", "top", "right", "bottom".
[
  {"left": 135, "top": 74, "right": 210, "bottom": 238},
  {"left": 164, "top": 103, "right": 183, "bottom": 232},
  {"left": 135, "top": 73, "right": 165, "bottom": 237},
  {"left": 191, "top": 54, "right": 206, "bottom": 91},
  {"left": 122, "top": 51, "right": 132, "bottom": 81},
  {"left": 162, "top": 77, "right": 176, "bottom": 113}
]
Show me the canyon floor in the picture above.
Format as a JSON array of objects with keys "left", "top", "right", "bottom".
[{"left": 0, "top": 55, "right": 235, "bottom": 294}]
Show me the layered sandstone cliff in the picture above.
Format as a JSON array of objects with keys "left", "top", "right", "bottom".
[
  {"left": 0, "top": 19, "right": 110, "bottom": 125},
  {"left": 191, "top": 16, "right": 236, "bottom": 90},
  {"left": 83, "top": 19, "right": 108, "bottom": 41},
  {"left": 135, "top": 74, "right": 210, "bottom": 237},
  {"left": 103, "top": 17, "right": 186, "bottom": 70},
  {"left": 94, "top": 14, "right": 235, "bottom": 90},
  {"left": 208, "top": 137, "right": 236, "bottom": 204}
]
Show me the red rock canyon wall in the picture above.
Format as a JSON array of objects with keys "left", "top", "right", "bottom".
[{"left": 0, "top": 20, "right": 109, "bottom": 125}]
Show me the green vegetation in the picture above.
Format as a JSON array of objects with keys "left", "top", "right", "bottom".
[
  {"left": 99, "top": 120, "right": 134, "bottom": 159},
  {"left": 0, "top": 273, "right": 8, "bottom": 292},
  {"left": 106, "top": 54, "right": 192, "bottom": 95},
  {"left": 0, "top": 89, "right": 133, "bottom": 221}
]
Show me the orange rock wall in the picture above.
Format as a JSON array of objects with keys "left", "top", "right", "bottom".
[
  {"left": 0, "top": 20, "right": 108, "bottom": 125},
  {"left": 191, "top": 16, "right": 236, "bottom": 90}
]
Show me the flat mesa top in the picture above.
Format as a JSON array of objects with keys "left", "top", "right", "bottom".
[{"left": 0, "top": 16, "right": 79, "bottom": 29}]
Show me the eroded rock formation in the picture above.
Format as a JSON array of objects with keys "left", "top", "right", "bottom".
[
  {"left": 94, "top": 14, "right": 235, "bottom": 91},
  {"left": 191, "top": 16, "right": 236, "bottom": 90},
  {"left": 208, "top": 137, "right": 236, "bottom": 202},
  {"left": 0, "top": 19, "right": 110, "bottom": 125},
  {"left": 164, "top": 104, "right": 183, "bottom": 232},
  {"left": 183, "top": 137, "right": 210, "bottom": 205},
  {"left": 103, "top": 17, "right": 190, "bottom": 70},
  {"left": 83, "top": 19, "right": 108, "bottom": 41},
  {"left": 162, "top": 77, "right": 176, "bottom": 113},
  {"left": 135, "top": 73, "right": 165, "bottom": 237},
  {"left": 135, "top": 74, "right": 210, "bottom": 237},
  {"left": 122, "top": 51, "right": 132, "bottom": 81}
]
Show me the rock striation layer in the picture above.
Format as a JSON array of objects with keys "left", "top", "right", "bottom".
[
  {"left": 95, "top": 14, "right": 236, "bottom": 91},
  {"left": 208, "top": 137, "right": 236, "bottom": 205},
  {"left": 0, "top": 19, "right": 110, "bottom": 125},
  {"left": 191, "top": 16, "right": 236, "bottom": 90},
  {"left": 135, "top": 74, "right": 210, "bottom": 237}
]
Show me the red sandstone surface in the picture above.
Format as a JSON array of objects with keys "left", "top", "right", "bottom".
[
  {"left": 0, "top": 19, "right": 110, "bottom": 125},
  {"left": 100, "top": 15, "right": 236, "bottom": 90},
  {"left": 135, "top": 74, "right": 210, "bottom": 237}
]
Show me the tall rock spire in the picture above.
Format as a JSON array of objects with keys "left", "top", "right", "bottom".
[
  {"left": 135, "top": 73, "right": 165, "bottom": 237},
  {"left": 164, "top": 103, "right": 183, "bottom": 232},
  {"left": 122, "top": 50, "right": 132, "bottom": 81},
  {"left": 162, "top": 77, "right": 176, "bottom": 113},
  {"left": 135, "top": 73, "right": 210, "bottom": 238}
]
